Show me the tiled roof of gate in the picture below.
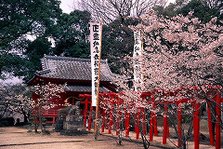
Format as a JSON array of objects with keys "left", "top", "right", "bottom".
[{"left": 36, "top": 55, "right": 114, "bottom": 82}]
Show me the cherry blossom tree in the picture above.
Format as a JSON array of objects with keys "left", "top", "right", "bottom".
[
  {"left": 31, "top": 82, "right": 66, "bottom": 133},
  {"left": 137, "top": 11, "right": 223, "bottom": 91},
  {"left": 107, "top": 10, "right": 223, "bottom": 148},
  {"left": 0, "top": 84, "right": 32, "bottom": 124},
  {"left": 0, "top": 82, "right": 66, "bottom": 132}
]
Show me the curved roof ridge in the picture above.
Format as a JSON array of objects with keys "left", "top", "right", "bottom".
[
  {"left": 36, "top": 69, "right": 51, "bottom": 75},
  {"left": 43, "top": 55, "right": 107, "bottom": 63}
]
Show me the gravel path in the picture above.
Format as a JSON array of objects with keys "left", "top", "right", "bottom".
[{"left": 0, "top": 127, "right": 159, "bottom": 149}]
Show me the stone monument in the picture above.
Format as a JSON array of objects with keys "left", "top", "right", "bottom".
[{"left": 62, "top": 101, "right": 87, "bottom": 135}]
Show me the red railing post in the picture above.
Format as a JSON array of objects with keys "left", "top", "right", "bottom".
[
  {"left": 177, "top": 103, "right": 182, "bottom": 147},
  {"left": 163, "top": 103, "right": 168, "bottom": 144},
  {"left": 153, "top": 104, "right": 158, "bottom": 136},
  {"left": 116, "top": 97, "right": 120, "bottom": 136},
  {"left": 193, "top": 102, "right": 200, "bottom": 149},
  {"left": 207, "top": 101, "right": 214, "bottom": 145},
  {"left": 215, "top": 93, "right": 221, "bottom": 149},
  {"left": 125, "top": 111, "right": 130, "bottom": 137},
  {"left": 135, "top": 109, "right": 140, "bottom": 139},
  {"left": 142, "top": 108, "right": 146, "bottom": 135}
]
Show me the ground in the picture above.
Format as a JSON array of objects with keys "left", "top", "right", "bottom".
[{"left": 0, "top": 127, "right": 159, "bottom": 149}]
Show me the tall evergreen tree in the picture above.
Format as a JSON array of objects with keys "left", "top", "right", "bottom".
[
  {"left": 155, "top": 0, "right": 222, "bottom": 24},
  {"left": 102, "top": 17, "right": 140, "bottom": 73},
  {"left": 51, "top": 10, "right": 91, "bottom": 58},
  {"left": 0, "top": 0, "right": 62, "bottom": 80},
  {"left": 0, "top": 1, "right": 93, "bottom": 80},
  {"left": 0, "top": 0, "right": 62, "bottom": 51}
]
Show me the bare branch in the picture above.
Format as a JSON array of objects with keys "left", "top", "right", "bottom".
[{"left": 77, "top": 0, "right": 167, "bottom": 24}]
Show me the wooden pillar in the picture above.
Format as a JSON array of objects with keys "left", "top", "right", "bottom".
[
  {"left": 177, "top": 103, "right": 182, "bottom": 148},
  {"left": 83, "top": 98, "right": 88, "bottom": 128},
  {"left": 125, "top": 112, "right": 130, "bottom": 137},
  {"left": 207, "top": 102, "right": 214, "bottom": 145},
  {"left": 163, "top": 103, "right": 168, "bottom": 144},
  {"left": 215, "top": 94, "right": 221, "bottom": 149},
  {"left": 193, "top": 102, "right": 200, "bottom": 149}
]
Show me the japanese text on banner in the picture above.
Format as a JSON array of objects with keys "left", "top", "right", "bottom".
[
  {"left": 133, "top": 31, "right": 143, "bottom": 91},
  {"left": 90, "top": 22, "right": 102, "bottom": 107}
]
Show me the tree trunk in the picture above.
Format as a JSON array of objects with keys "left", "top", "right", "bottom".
[
  {"left": 34, "top": 123, "right": 38, "bottom": 133},
  {"left": 22, "top": 109, "right": 28, "bottom": 124},
  {"left": 38, "top": 108, "right": 44, "bottom": 133}
]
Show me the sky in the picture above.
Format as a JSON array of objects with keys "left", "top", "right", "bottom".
[
  {"left": 60, "top": 0, "right": 176, "bottom": 14},
  {"left": 60, "top": 0, "right": 76, "bottom": 13}
]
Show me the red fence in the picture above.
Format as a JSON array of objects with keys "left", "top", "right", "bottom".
[{"left": 80, "top": 91, "right": 223, "bottom": 149}]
